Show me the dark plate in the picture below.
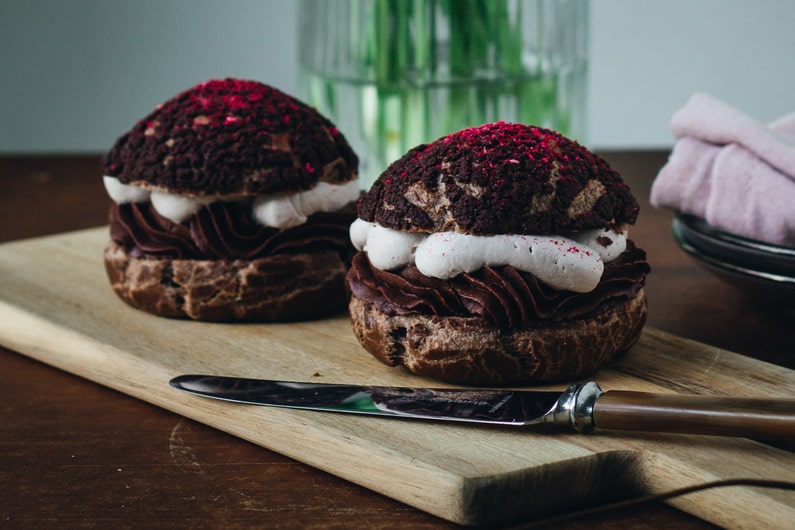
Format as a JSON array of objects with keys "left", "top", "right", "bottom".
[
  {"left": 672, "top": 216, "right": 795, "bottom": 300},
  {"left": 674, "top": 214, "right": 795, "bottom": 276}
]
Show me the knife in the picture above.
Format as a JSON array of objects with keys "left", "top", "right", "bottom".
[{"left": 169, "top": 375, "right": 795, "bottom": 440}]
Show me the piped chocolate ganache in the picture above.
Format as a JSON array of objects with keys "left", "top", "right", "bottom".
[
  {"left": 109, "top": 202, "right": 354, "bottom": 261},
  {"left": 347, "top": 122, "right": 650, "bottom": 330},
  {"left": 348, "top": 244, "right": 648, "bottom": 329}
]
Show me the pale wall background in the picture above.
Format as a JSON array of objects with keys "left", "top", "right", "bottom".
[{"left": 1, "top": 0, "right": 793, "bottom": 153}]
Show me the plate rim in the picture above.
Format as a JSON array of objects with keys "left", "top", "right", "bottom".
[
  {"left": 672, "top": 219, "right": 795, "bottom": 288},
  {"left": 676, "top": 214, "right": 795, "bottom": 257}
]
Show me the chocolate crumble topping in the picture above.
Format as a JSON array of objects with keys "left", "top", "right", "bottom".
[{"left": 357, "top": 122, "right": 638, "bottom": 235}]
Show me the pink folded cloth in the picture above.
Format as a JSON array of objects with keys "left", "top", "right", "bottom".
[{"left": 651, "top": 93, "right": 795, "bottom": 247}]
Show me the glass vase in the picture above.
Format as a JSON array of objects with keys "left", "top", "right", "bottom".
[{"left": 298, "top": 0, "right": 589, "bottom": 190}]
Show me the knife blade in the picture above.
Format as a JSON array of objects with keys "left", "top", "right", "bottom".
[{"left": 169, "top": 375, "right": 795, "bottom": 439}]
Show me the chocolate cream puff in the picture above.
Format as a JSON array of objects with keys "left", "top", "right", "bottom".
[
  {"left": 102, "top": 78, "right": 359, "bottom": 321},
  {"left": 347, "top": 122, "right": 650, "bottom": 385}
]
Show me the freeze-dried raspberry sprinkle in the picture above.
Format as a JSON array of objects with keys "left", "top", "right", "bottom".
[{"left": 102, "top": 78, "right": 358, "bottom": 195}]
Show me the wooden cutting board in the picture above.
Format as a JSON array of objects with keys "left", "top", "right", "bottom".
[{"left": 1, "top": 227, "right": 793, "bottom": 527}]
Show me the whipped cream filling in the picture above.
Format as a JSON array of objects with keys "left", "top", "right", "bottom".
[
  {"left": 350, "top": 218, "right": 628, "bottom": 293},
  {"left": 252, "top": 180, "right": 359, "bottom": 229},
  {"left": 103, "top": 176, "right": 359, "bottom": 228}
]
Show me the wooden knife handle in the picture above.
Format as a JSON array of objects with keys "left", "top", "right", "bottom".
[{"left": 592, "top": 391, "right": 795, "bottom": 440}]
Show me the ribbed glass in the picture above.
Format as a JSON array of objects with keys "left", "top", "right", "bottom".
[{"left": 299, "top": 0, "right": 589, "bottom": 189}]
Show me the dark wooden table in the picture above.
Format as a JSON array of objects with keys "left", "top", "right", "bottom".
[{"left": 1, "top": 153, "right": 792, "bottom": 529}]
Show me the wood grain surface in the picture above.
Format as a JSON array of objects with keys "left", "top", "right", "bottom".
[
  {"left": 2, "top": 153, "right": 793, "bottom": 529},
  {"left": 1, "top": 226, "right": 793, "bottom": 527}
]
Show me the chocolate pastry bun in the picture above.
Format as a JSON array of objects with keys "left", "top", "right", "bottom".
[
  {"left": 347, "top": 122, "right": 650, "bottom": 385},
  {"left": 102, "top": 78, "right": 359, "bottom": 321}
]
